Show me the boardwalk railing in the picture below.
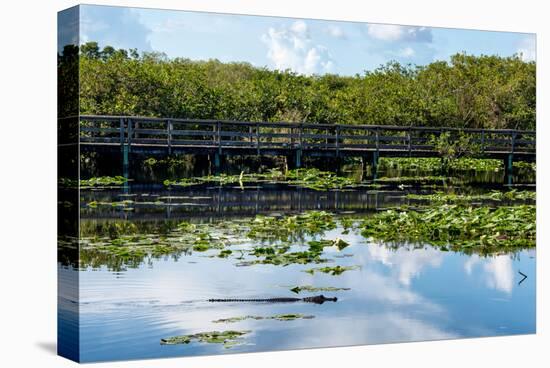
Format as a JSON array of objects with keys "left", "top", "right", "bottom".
[{"left": 79, "top": 115, "right": 536, "bottom": 158}]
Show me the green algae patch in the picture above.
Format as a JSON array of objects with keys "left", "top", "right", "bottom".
[
  {"left": 212, "top": 314, "right": 314, "bottom": 324},
  {"left": 289, "top": 285, "right": 351, "bottom": 294},
  {"left": 360, "top": 204, "right": 535, "bottom": 251},
  {"left": 304, "top": 265, "right": 360, "bottom": 276},
  {"left": 160, "top": 330, "right": 251, "bottom": 348}
]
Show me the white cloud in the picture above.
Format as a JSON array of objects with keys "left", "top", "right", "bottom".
[
  {"left": 517, "top": 36, "right": 536, "bottom": 62},
  {"left": 152, "top": 18, "right": 188, "bottom": 33},
  {"left": 367, "top": 24, "right": 432, "bottom": 43},
  {"left": 399, "top": 46, "right": 416, "bottom": 58},
  {"left": 261, "top": 21, "right": 334, "bottom": 75},
  {"left": 327, "top": 25, "right": 346, "bottom": 39},
  {"left": 80, "top": 6, "right": 152, "bottom": 51}
]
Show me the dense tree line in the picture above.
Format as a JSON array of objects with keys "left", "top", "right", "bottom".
[{"left": 78, "top": 42, "right": 536, "bottom": 130}]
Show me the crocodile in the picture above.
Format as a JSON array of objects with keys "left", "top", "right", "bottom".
[{"left": 208, "top": 294, "right": 337, "bottom": 304}]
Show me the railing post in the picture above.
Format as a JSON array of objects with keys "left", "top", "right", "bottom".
[
  {"left": 335, "top": 125, "right": 340, "bottom": 156},
  {"left": 511, "top": 131, "right": 517, "bottom": 154},
  {"left": 121, "top": 117, "right": 130, "bottom": 185},
  {"left": 217, "top": 121, "right": 222, "bottom": 155},
  {"left": 481, "top": 129, "right": 485, "bottom": 153},
  {"left": 119, "top": 117, "right": 125, "bottom": 148},
  {"left": 167, "top": 119, "right": 172, "bottom": 155},
  {"left": 127, "top": 118, "right": 133, "bottom": 151},
  {"left": 256, "top": 122, "right": 260, "bottom": 155},
  {"left": 407, "top": 127, "right": 412, "bottom": 156},
  {"left": 375, "top": 127, "right": 380, "bottom": 154}
]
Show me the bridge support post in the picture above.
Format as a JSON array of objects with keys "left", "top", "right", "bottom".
[
  {"left": 122, "top": 144, "right": 130, "bottom": 193},
  {"left": 335, "top": 157, "right": 343, "bottom": 176},
  {"left": 372, "top": 151, "right": 379, "bottom": 179},
  {"left": 295, "top": 149, "right": 302, "bottom": 169},
  {"left": 214, "top": 152, "right": 221, "bottom": 174},
  {"left": 504, "top": 153, "right": 514, "bottom": 185}
]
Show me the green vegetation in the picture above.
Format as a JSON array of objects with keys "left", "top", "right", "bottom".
[
  {"left": 212, "top": 314, "right": 314, "bottom": 323},
  {"left": 86, "top": 200, "right": 135, "bottom": 208},
  {"left": 285, "top": 169, "right": 357, "bottom": 190},
  {"left": 406, "top": 189, "right": 535, "bottom": 203},
  {"left": 239, "top": 237, "right": 350, "bottom": 266},
  {"left": 79, "top": 198, "right": 535, "bottom": 272},
  {"left": 374, "top": 175, "right": 447, "bottom": 184},
  {"left": 247, "top": 211, "right": 336, "bottom": 242},
  {"left": 79, "top": 211, "right": 345, "bottom": 270},
  {"left": 513, "top": 161, "right": 536, "bottom": 170},
  {"left": 79, "top": 219, "right": 249, "bottom": 271},
  {"left": 160, "top": 330, "right": 250, "bottom": 348},
  {"left": 361, "top": 204, "right": 535, "bottom": 251},
  {"left": 79, "top": 43, "right": 535, "bottom": 130},
  {"left": 379, "top": 157, "right": 505, "bottom": 172},
  {"left": 164, "top": 168, "right": 358, "bottom": 190},
  {"left": 430, "top": 131, "right": 482, "bottom": 171},
  {"left": 289, "top": 285, "right": 351, "bottom": 294},
  {"left": 80, "top": 176, "right": 128, "bottom": 187},
  {"left": 304, "top": 265, "right": 360, "bottom": 276}
]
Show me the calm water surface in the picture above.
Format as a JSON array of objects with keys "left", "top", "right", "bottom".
[{"left": 61, "top": 184, "right": 536, "bottom": 362}]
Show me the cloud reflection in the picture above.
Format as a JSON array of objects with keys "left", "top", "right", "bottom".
[{"left": 464, "top": 255, "right": 514, "bottom": 294}]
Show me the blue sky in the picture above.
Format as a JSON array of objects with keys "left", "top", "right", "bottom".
[{"left": 79, "top": 4, "right": 536, "bottom": 76}]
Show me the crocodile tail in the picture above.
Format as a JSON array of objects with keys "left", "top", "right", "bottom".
[{"left": 208, "top": 298, "right": 268, "bottom": 302}]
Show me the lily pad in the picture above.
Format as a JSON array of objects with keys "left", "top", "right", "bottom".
[
  {"left": 160, "top": 330, "right": 251, "bottom": 348},
  {"left": 304, "top": 265, "right": 360, "bottom": 276}
]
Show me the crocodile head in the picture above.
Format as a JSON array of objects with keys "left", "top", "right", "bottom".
[{"left": 304, "top": 294, "right": 338, "bottom": 304}]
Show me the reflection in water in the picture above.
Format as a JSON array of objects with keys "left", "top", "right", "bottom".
[
  {"left": 367, "top": 244, "right": 444, "bottom": 286},
  {"left": 67, "top": 186, "right": 536, "bottom": 362},
  {"left": 69, "top": 229, "right": 535, "bottom": 362},
  {"left": 465, "top": 255, "right": 516, "bottom": 294}
]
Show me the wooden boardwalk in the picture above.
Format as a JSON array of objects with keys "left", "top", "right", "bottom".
[{"left": 78, "top": 115, "right": 536, "bottom": 172}]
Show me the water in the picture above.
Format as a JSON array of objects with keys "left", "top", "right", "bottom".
[{"left": 62, "top": 184, "right": 536, "bottom": 362}]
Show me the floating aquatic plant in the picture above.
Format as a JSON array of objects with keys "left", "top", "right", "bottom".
[
  {"left": 289, "top": 285, "right": 351, "bottom": 294},
  {"left": 160, "top": 330, "right": 251, "bottom": 348},
  {"left": 375, "top": 175, "right": 447, "bottom": 184},
  {"left": 164, "top": 168, "right": 358, "bottom": 191},
  {"left": 379, "top": 157, "right": 506, "bottom": 172},
  {"left": 360, "top": 204, "right": 535, "bottom": 251},
  {"left": 80, "top": 176, "right": 129, "bottom": 187},
  {"left": 247, "top": 211, "right": 336, "bottom": 242},
  {"left": 406, "top": 189, "right": 535, "bottom": 203},
  {"left": 303, "top": 265, "right": 360, "bottom": 275}
]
